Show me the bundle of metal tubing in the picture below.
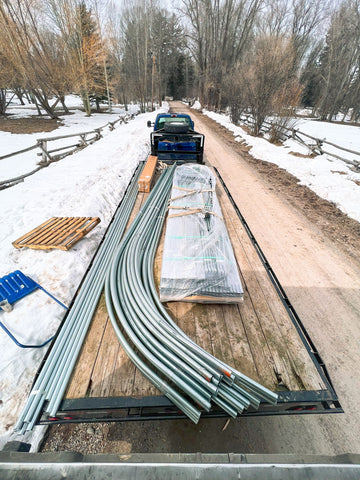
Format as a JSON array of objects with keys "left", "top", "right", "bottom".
[
  {"left": 106, "top": 164, "right": 278, "bottom": 423},
  {"left": 14, "top": 164, "right": 143, "bottom": 434}
]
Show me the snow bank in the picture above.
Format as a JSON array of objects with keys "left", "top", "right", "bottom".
[
  {"left": 203, "top": 110, "right": 360, "bottom": 223},
  {"left": 191, "top": 100, "right": 202, "bottom": 110}
]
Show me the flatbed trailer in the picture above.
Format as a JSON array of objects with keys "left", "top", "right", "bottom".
[{"left": 37, "top": 165, "right": 342, "bottom": 426}]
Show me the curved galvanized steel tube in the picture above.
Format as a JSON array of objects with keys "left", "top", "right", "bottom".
[
  {"left": 143, "top": 222, "right": 278, "bottom": 405},
  {"left": 105, "top": 164, "right": 278, "bottom": 423},
  {"left": 122, "top": 213, "right": 219, "bottom": 394},
  {"left": 106, "top": 166, "right": 203, "bottom": 422},
  {"left": 47, "top": 168, "right": 141, "bottom": 417},
  {"left": 105, "top": 274, "right": 201, "bottom": 424}
]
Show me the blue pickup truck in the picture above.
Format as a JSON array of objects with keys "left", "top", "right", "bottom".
[{"left": 147, "top": 113, "right": 205, "bottom": 164}]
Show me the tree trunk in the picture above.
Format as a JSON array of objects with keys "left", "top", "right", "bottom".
[
  {"left": 0, "top": 89, "right": 6, "bottom": 115},
  {"left": 25, "top": 91, "right": 32, "bottom": 104},
  {"left": 14, "top": 88, "right": 25, "bottom": 105},
  {"left": 30, "top": 92, "right": 43, "bottom": 116},
  {"left": 60, "top": 96, "right": 69, "bottom": 114},
  {"left": 32, "top": 89, "right": 59, "bottom": 119},
  {"left": 81, "top": 89, "right": 91, "bottom": 116},
  {"left": 103, "top": 57, "right": 111, "bottom": 112}
]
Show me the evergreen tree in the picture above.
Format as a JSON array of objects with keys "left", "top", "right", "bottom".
[
  {"left": 73, "top": 2, "right": 106, "bottom": 115},
  {"left": 300, "top": 41, "right": 323, "bottom": 107}
]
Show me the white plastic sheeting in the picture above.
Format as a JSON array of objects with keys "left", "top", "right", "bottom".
[{"left": 160, "top": 164, "right": 243, "bottom": 303}]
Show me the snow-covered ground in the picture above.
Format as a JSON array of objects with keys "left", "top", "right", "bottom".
[
  {"left": 1, "top": 96, "right": 359, "bottom": 449},
  {"left": 200, "top": 109, "right": 360, "bottom": 223},
  {"left": 295, "top": 118, "right": 360, "bottom": 164},
  {"left": 0, "top": 97, "right": 167, "bottom": 449}
]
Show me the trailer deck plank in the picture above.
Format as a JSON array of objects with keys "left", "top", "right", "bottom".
[
  {"left": 217, "top": 185, "right": 295, "bottom": 389},
  {"left": 192, "top": 303, "right": 214, "bottom": 354},
  {"left": 217, "top": 184, "right": 326, "bottom": 390},
  {"left": 206, "top": 305, "right": 237, "bottom": 369},
  {"left": 65, "top": 297, "right": 108, "bottom": 399},
  {"left": 89, "top": 318, "right": 122, "bottom": 397},
  {"left": 108, "top": 339, "right": 136, "bottom": 397},
  {"left": 220, "top": 303, "right": 260, "bottom": 383},
  {"left": 132, "top": 366, "right": 158, "bottom": 396},
  {"left": 167, "top": 302, "right": 198, "bottom": 349},
  {"left": 65, "top": 168, "right": 326, "bottom": 404}
]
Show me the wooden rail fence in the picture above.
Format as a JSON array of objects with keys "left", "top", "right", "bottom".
[
  {"left": 236, "top": 114, "right": 360, "bottom": 170},
  {"left": 0, "top": 112, "right": 138, "bottom": 190}
]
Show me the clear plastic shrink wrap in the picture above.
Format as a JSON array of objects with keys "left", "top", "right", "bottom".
[{"left": 160, "top": 164, "right": 243, "bottom": 303}]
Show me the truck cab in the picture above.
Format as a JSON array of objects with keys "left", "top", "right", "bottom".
[{"left": 150, "top": 113, "right": 194, "bottom": 132}]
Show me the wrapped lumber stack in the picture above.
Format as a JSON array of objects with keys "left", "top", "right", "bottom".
[{"left": 160, "top": 164, "right": 243, "bottom": 303}]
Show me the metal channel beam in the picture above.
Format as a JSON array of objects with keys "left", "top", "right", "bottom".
[{"left": 1, "top": 455, "right": 360, "bottom": 480}]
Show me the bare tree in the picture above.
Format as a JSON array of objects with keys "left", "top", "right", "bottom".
[
  {"left": 268, "top": 78, "right": 303, "bottom": 142},
  {"left": 315, "top": 0, "right": 360, "bottom": 121},
  {"left": 290, "top": 0, "right": 327, "bottom": 66},
  {"left": 257, "top": 0, "right": 290, "bottom": 36},
  {"left": 119, "top": 0, "right": 151, "bottom": 112},
  {"left": 345, "top": 69, "right": 360, "bottom": 122},
  {"left": 105, "top": 3, "right": 128, "bottom": 107},
  {"left": 0, "top": 51, "right": 18, "bottom": 115},
  {"left": 181, "top": 0, "right": 263, "bottom": 109},
  {"left": 232, "top": 35, "right": 301, "bottom": 135},
  {"left": 258, "top": 0, "right": 328, "bottom": 70},
  {"left": 46, "top": 0, "right": 107, "bottom": 115},
  {"left": 0, "top": 0, "right": 74, "bottom": 118},
  {"left": 115, "top": 0, "right": 188, "bottom": 111}
]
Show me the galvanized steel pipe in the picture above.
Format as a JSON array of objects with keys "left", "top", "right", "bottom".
[
  {"left": 15, "top": 164, "right": 143, "bottom": 433},
  {"left": 105, "top": 164, "right": 278, "bottom": 422}
]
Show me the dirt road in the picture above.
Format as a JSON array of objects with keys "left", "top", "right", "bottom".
[{"left": 42, "top": 102, "right": 360, "bottom": 455}]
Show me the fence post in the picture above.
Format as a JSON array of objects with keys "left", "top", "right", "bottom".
[
  {"left": 316, "top": 139, "right": 324, "bottom": 155},
  {"left": 37, "top": 140, "right": 52, "bottom": 164},
  {"left": 42, "top": 140, "right": 47, "bottom": 163},
  {"left": 79, "top": 134, "right": 88, "bottom": 147}
]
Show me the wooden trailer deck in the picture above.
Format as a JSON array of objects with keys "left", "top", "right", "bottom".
[{"left": 53, "top": 168, "right": 340, "bottom": 422}]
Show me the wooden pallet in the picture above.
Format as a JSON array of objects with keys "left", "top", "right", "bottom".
[{"left": 12, "top": 217, "right": 100, "bottom": 251}]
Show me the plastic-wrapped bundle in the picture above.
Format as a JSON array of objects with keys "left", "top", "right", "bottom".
[{"left": 160, "top": 164, "right": 243, "bottom": 303}]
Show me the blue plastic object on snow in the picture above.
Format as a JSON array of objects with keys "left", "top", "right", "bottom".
[
  {"left": 0, "top": 270, "right": 38, "bottom": 306},
  {"left": 0, "top": 270, "right": 67, "bottom": 348}
]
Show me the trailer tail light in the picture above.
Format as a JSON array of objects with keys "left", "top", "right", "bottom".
[{"left": 287, "top": 405, "right": 317, "bottom": 412}]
